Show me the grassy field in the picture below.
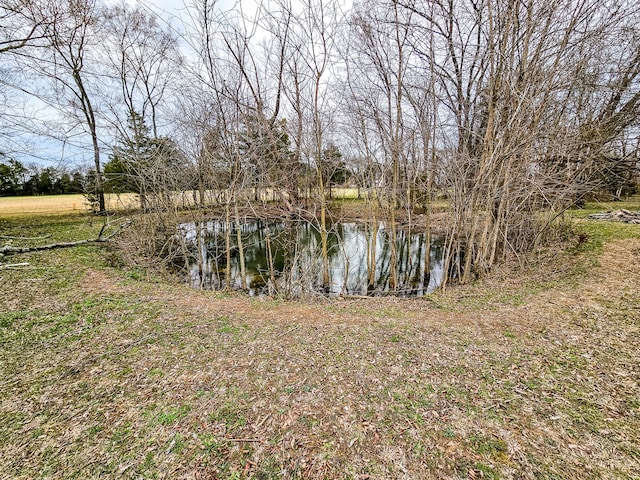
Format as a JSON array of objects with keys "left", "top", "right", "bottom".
[
  {"left": 0, "top": 194, "right": 139, "bottom": 217},
  {"left": 0, "top": 199, "right": 639, "bottom": 479},
  {"left": 0, "top": 190, "right": 361, "bottom": 217}
]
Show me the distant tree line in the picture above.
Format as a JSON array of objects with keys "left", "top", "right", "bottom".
[{"left": 0, "top": 158, "right": 86, "bottom": 196}]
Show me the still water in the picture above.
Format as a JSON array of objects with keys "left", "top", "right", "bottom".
[{"left": 180, "top": 219, "right": 444, "bottom": 297}]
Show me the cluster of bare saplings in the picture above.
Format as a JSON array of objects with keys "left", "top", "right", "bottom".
[{"left": 2, "top": 0, "right": 639, "bottom": 293}]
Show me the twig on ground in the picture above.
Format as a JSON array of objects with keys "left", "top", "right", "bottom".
[
  {"left": 0, "top": 262, "right": 30, "bottom": 270},
  {"left": 276, "top": 325, "right": 300, "bottom": 338}
]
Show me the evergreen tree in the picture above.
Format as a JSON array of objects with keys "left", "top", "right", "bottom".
[
  {"left": 106, "top": 111, "right": 186, "bottom": 210},
  {"left": 37, "top": 167, "right": 57, "bottom": 195},
  {"left": 0, "top": 159, "right": 27, "bottom": 195},
  {"left": 322, "top": 144, "right": 350, "bottom": 199}
]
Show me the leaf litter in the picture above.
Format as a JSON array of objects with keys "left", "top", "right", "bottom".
[{"left": 0, "top": 234, "right": 638, "bottom": 479}]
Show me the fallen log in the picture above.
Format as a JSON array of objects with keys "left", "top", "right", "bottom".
[
  {"left": 588, "top": 209, "right": 640, "bottom": 224},
  {"left": 0, "top": 239, "right": 98, "bottom": 255},
  {"left": 0, "top": 220, "right": 131, "bottom": 256}
]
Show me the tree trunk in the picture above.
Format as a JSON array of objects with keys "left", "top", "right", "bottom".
[{"left": 234, "top": 202, "right": 247, "bottom": 291}]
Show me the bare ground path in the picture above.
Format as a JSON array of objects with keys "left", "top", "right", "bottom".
[{"left": 1, "top": 230, "right": 639, "bottom": 478}]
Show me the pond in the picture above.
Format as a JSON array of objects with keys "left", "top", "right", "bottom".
[{"left": 179, "top": 219, "right": 445, "bottom": 297}]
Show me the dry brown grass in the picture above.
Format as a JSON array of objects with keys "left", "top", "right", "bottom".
[
  {"left": 0, "top": 190, "right": 368, "bottom": 218},
  {"left": 0, "top": 213, "right": 639, "bottom": 479},
  {"left": 0, "top": 194, "right": 138, "bottom": 216}
]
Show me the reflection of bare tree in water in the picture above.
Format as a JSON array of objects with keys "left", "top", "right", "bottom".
[{"left": 182, "top": 219, "right": 444, "bottom": 298}]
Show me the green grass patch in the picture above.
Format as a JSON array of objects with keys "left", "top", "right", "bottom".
[
  {"left": 0, "top": 213, "right": 105, "bottom": 244},
  {"left": 209, "top": 403, "right": 247, "bottom": 432},
  {"left": 571, "top": 220, "right": 640, "bottom": 254},
  {"left": 151, "top": 404, "right": 192, "bottom": 426},
  {"left": 573, "top": 194, "right": 640, "bottom": 216},
  {"left": 566, "top": 194, "right": 640, "bottom": 253}
]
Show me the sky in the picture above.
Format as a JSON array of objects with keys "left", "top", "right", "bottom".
[
  {"left": 3, "top": 0, "right": 264, "bottom": 169},
  {"left": 2, "top": 0, "right": 355, "bottom": 170}
]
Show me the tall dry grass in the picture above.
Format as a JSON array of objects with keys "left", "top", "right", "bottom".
[{"left": 0, "top": 194, "right": 138, "bottom": 216}]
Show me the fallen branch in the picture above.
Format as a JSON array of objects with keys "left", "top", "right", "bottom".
[
  {"left": 1, "top": 239, "right": 99, "bottom": 255},
  {"left": 0, "top": 220, "right": 131, "bottom": 256}
]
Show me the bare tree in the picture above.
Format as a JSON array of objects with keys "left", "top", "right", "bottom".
[
  {"left": 396, "top": 0, "right": 640, "bottom": 284},
  {"left": 285, "top": 0, "right": 342, "bottom": 289},
  {"left": 343, "top": 1, "right": 417, "bottom": 291},
  {"left": 101, "top": 1, "right": 183, "bottom": 138},
  {"left": 12, "top": 0, "right": 108, "bottom": 212},
  {"left": 99, "top": 2, "right": 184, "bottom": 211},
  {"left": 0, "top": 0, "right": 57, "bottom": 159},
  {"left": 0, "top": 0, "right": 50, "bottom": 53}
]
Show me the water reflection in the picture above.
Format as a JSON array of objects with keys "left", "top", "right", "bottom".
[{"left": 179, "top": 220, "right": 444, "bottom": 297}]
